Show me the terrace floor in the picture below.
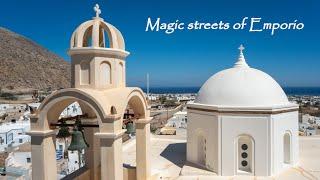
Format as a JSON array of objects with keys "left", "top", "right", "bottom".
[{"left": 122, "top": 129, "right": 320, "bottom": 180}]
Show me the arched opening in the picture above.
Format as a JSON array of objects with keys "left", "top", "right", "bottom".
[
  {"left": 48, "top": 99, "right": 99, "bottom": 179},
  {"left": 99, "top": 22, "right": 115, "bottom": 49},
  {"left": 196, "top": 131, "right": 206, "bottom": 167},
  {"left": 121, "top": 91, "right": 150, "bottom": 180},
  {"left": 80, "top": 61, "right": 90, "bottom": 85},
  {"left": 100, "top": 62, "right": 111, "bottom": 85},
  {"left": 82, "top": 25, "right": 93, "bottom": 47},
  {"left": 31, "top": 90, "right": 150, "bottom": 180},
  {"left": 236, "top": 135, "right": 254, "bottom": 175},
  {"left": 122, "top": 94, "right": 146, "bottom": 138},
  {"left": 33, "top": 93, "right": 104, "bottom": 179},
  {"left": 98, "top": 25, "right": 111, "bottom": 48},
  {"left": 283, "top": 131, "right": 291, "bottom": 164},
  {"left": 125, "top": 94, "right": 146, "bottom": 120}
]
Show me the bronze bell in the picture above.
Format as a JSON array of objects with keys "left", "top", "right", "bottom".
[
  {"left": 126, "top": 122, "right": 135, "bottom": 134},
  {"left": 68, "top": 129, "right": 88, "bottom": 151},
  {"left": 57, "top": 126, "right": 71, "bottom": 139},
  {"left": 56, "top": 120, "right": 70, "bottom": 139}
]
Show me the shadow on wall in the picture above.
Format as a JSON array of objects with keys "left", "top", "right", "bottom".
[{"left": 160, "top": 143, "right": 186, "bottom": 168}]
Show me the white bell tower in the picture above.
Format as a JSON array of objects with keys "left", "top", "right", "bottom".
[{"left": 68, "top": 4, "right": 129, "bottom": 89}]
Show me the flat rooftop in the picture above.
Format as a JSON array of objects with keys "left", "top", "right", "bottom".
[{"left": 122, "top": 129, "right": 320, "bottom": 180}]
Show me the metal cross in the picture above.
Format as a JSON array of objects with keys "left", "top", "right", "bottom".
[
  {"left": 94, "top": 4, "right": 101, "bottom": 18},
  {"left": 238, "top": 44, "right": 245, "bottom": 54}
]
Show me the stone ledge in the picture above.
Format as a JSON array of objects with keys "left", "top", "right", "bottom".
[
  {"left": 94, "top": 129, "right": 126, "bottom": 139},
  {"left": 135, "top": 117, "right": 153, "bottom": 124},
  {"left": 26, "top": 130, "right": 56, "bottom": 137}
]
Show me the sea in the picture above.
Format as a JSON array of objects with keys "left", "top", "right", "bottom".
[{"left": 141, "top": 87, "right": 320, "bottom": 96}]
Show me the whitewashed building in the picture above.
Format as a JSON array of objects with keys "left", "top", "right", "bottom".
[
  {"left": 0, "top": 104, "right": 10, "bottom": 112},
  {"left": 305, "top": 127, "right": 316, "bottom": 136},
  {"left": 187, "top": 45, "right": 299, "bottom": 176},
  {"left": 0, "top": 121, "right": 30, "bottom": 152},
  {"left": 299, "top": 122, "right": 310, "bottom": 130},
  {"left": 166, "top": 111, "right": 187, "bottom": 128}
]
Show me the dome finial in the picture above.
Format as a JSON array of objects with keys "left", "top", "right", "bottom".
[
  {"left": 234, "top": 44, "right": 249, "bottom": 68},
  {"left": 94, "top": 4, "right": 101, "bottom": 18}
]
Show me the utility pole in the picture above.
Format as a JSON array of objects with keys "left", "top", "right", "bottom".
[{"left": 147, "top": 73, "right": 150, "bottom": 100}]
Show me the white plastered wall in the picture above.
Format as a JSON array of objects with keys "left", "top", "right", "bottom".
[
  {"left": 271, "top": 111, "right": 299, "bottom": 175},
  {"left": 187, "top": 110, "right": 219, "bottom": 173},
  {"left": 71, "top": 54, "right": 126, "bottom": 89},
  {"left": 220, "top": 114, "right": 270, "bottom": 176}
]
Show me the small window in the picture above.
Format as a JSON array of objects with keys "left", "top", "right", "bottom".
[
  {"left": 8, "top": 133, "right": 13, "bottom": 142},
  {"left": 283, "top": 131, "right": 291, "bottom": 164},
  {"left": 237, "top": 135, "right": 254, "bottom": 174},
  {"left": 19, "top": 139, "right": 23, "bottom": 143},
  {"left": 110, "top": 106, "right": 117, "bottom": 115},
  {"left": 27, "top": 157, "right": 31, "bottom": 163}
]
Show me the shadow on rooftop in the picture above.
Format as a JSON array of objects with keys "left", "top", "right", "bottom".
[{"left": 160, "top": 142, "right": 186, "bottom": 168}]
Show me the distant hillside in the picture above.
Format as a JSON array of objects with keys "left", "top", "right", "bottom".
[{"left": 0, "top": 27, "right": 70, "bottom": 91}]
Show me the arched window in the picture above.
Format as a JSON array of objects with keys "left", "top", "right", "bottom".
[
  {"left": 237, "top": 135, "right": 254, "bottom": 174},
  {"left": 80, "top": 62, "right": 90, "bottom": 85},
  {"left": 118, "top": 62, "right": 124, "bottom": 86},
  {"left": 283, "top": 131, "right": 291, "bottom": 164},
  {"left": 197, "top": 131, "right": 206, "bottom": 167},
  {"left": 100, "top": 62, "right": 111, "bottom": 85}
]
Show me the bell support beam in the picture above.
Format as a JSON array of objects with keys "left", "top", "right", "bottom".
[
  {"left": 135, "top": 117, "right": 152, "bottom": 180},
  {"left": 27, "top": 130, "right": 57, "bottom": 180},
  {"left": 95, "top": 129, "right": 126, "bottom": 180}
]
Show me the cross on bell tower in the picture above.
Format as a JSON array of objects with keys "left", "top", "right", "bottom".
[{"left": 94, "top": 4, "right": 101, "bottom": 18}]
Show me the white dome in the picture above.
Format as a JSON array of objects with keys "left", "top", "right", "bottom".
[{"left": 195, "top": 46, "right": 289, "bottom": 107}]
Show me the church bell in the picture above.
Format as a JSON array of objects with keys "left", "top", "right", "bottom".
[
  {"left": 56, "top": 121, "right": 71, "bottom": 139},
  {"left": 68, "top": 129, "right": 88, "bottom": 151},
  {"left": 126, "top": 122, "right": 135, "bottom": 134}
]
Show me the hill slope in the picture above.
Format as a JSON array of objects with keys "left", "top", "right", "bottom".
[{"left": 0, "top": 27, "right": 70, "bottom": 91}]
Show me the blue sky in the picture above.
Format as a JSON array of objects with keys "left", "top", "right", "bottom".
[{"left": 0, "top": 0, "right": 319, "bottom": 87}]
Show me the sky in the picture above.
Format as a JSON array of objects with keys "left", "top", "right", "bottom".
[{"left": 0, "top": 0, "right": 319, "bottom": 87}]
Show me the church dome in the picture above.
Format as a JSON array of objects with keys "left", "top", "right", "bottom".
[
  {"left": 70, "top": 4, "right": 125, "bottom": 50},
  {"left": 195, "top": 45, "right": 289, "bottom": 107}
]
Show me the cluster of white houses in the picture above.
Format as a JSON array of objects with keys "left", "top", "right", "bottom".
[{"left": 299, "top": 114, "right": 320, "bottom": 136}]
